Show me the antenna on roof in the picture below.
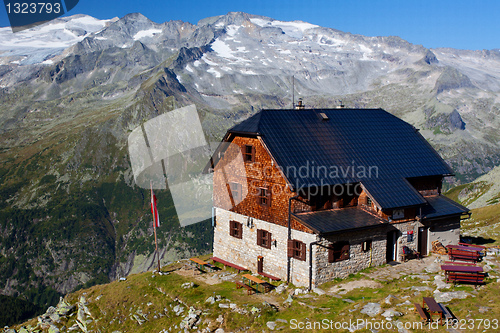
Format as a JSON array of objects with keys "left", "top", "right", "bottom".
[
  {"left": 337, "top": 100, "right": 345, "bottom": 109},
  {"left": 292, "top": 75, "right": 295, "bottom": 109}
]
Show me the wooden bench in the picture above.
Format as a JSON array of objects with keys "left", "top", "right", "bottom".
[
  {"left": 235, "top": 281, "right": 254, "bottom": 295},
  {"left": 438, "top": 303, "right": 455, "bottom": 323},
  {"left": 446, "top": 272, "right": 485, "bottom": 285},
  {"left": 258, "top": 271, "right": 281, "bottom": 281},
  {"left": 448, "top": 249, "right": 482, "bottom": 263},
  {"left": 414, "top": 303, "right": 430, "bottom": 323},
  {"left": 211, "top": 257, "right": 248, "bottom": 273},
  {"left": 444, "top": 261, "right": 476, "bottom": 266},
  {"left": 459, "top": 242, "right": 486, "bottom": 249}
]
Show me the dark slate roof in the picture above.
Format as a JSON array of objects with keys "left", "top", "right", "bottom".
[
  {"left": 361, "top": 177, "right": 427, "bottom": 209},
  {"left": 229, "top": 109, "right": 453, "bottom": 190},
  {"left": 294, "top": 208, "right": 387, "bottom": 235},
  {"left": 421, "top": 195, "right": 469, "bottom": 219}
]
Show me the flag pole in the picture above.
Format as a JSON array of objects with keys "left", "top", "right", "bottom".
[{"left": 151, "top": 181, "right": 161, "bottom": 273}]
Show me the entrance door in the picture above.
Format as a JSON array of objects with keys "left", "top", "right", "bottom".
[
  {"left": 257, "top": 256, "right": 263, "bottom": 273},
  {"left": 386, "top": 231, "right": 397, "bottom": 262},
  {"left": 418, "top": 227, "right": 429, "bottom": 256}
]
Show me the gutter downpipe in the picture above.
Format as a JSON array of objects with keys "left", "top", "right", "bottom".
[
  {"left": 287, "top": 195, "right": 299, "bottom": 284},
  {"left": 309, "top": 240, "right": 320, "bottom": 291}
]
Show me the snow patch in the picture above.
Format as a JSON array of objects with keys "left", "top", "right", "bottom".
[
  {"left": 133, "top": 28, "right": 162, "bottom": 40},
  {"left": 211, "top": 39, "right": 236, "bottom": 59},
  {"left": 207, "top": 68, "right": 222, "bottom": 78}
]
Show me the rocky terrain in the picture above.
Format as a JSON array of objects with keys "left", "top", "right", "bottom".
[
  {"left": 1, "top": 11, "right": 500, "bottom": 319},
  {"left": 4, "top": 250, "right": 500, "bottom": 332}
]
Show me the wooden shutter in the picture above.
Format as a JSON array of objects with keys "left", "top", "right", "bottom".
[
  {"left": 266, "top": 188, "right": 272, "bottom": 207},
  {"left": 266, "top": 231, "right": 272, "bottom": 249},
  {"left": 287, "top": 239, "right": 294, "bottom": 257},
  {"left": 251, "top": 145, "right": 256, "bottom": 162},
  {"left": 341, "top": 243, "right": 350, "bottom": 260},
  {"left": 237, "top": 222, "right": 243, "bottom": 239},
  {"left": 300, "top": 241, "right": 306, "bottom": 261},
  {"left": 229, "top": 220, "right": 235, "bottom": 237},
  {"left": 257, "top": 229, "right": 262, "bottom": 246}
]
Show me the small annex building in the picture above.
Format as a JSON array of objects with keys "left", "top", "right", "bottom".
[{"left": 207, "top": 108, "right": 470, "bottom": 289}]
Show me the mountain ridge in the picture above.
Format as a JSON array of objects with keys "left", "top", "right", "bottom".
[{"left": 1, "top": 11, "right": 499, "bottom": 317}]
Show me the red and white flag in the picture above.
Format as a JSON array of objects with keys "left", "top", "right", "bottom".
[{"left": 150, "top": 186, "right": 160, "bottom": 228}]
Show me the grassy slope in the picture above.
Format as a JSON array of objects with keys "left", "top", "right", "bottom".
[{"left": 10, "top": 257, "right": 500, "bottom": 333}]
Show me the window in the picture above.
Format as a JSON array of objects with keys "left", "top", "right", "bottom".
[
  {"left": 329, "top": 242, "right": 350, "bottom": 262},
  {"left": 393, "top": 209, "right": 404, "bottom": 220},
  {"left": 362, "top": 240, "right": 372, "bottom": 252},
  {"left": 257, "top": 229, "right": 272, "bottom": 249},
  {"left": 366, "top": 196, "right": 372, "bottom": 206},
  {"left": 229, "top": 182, "right": 242, "bottom": 203},
  {"left": 229, "top": 220, "right": 242, "bottom": 239},
  {"left": 288, "top": 239, "right": 306, "bottom": 261},
  {"left": 243, "top": 144, "right": 255, "bottom": 163},
  {"left": 258, "top": 187, "right": 271, "bottom": 207}
]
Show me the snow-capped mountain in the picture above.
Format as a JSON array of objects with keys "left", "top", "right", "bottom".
[
  {"left": 0, "top": 14, "right": 116, "bottom": 65},
  {"left": 1, "top": 11, "right": 500, "bottom": 305}
]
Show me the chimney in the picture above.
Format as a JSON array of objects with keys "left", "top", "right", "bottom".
[
  {"left": 336, "top": 100, "right": 345, "bottom": 109},
  {"left": 296, "top": 98, "right": 305, "bottom": 110}
]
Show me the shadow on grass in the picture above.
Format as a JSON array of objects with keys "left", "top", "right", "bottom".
[{"left": 460, "top": 236, "right": 496, "bottom": 246}]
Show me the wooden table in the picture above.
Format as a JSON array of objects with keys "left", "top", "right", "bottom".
[
  {"left": 423, "top": 297, "right": 443, "bottom": 324},
  {"left": 190, "top": 257, "right": 214, "bottom": 272},
  {"left": 242, "top": 274, "right": 271, "bottom": 293}
]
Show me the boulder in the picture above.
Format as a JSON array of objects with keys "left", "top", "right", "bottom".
[{"left": 360, "top": 303, "right": 382, "bottom": 317}]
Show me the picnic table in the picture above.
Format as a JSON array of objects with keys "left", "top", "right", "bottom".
[
  {"left": 242, "top": 274, "right": 273, "bottom": 293},
  {"left": 189, "top": 257, "right": 215, "bottom": 272},
  {"left": 441, "top": 264, "right": 485, "bottom": 285},
  {"left": 423, "top": 297, "right": 443, "bottom": 324}
]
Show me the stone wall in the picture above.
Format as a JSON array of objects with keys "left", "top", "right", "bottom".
[
  {"left": 213, "top": 208, "right": 317, "bottom": 287},
  {"left": 313, "top": 227, "right": 387, "bottom": 286}
]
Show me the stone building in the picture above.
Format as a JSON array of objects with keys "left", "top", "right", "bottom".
[{"left": 207, "top": 108, "right": 470, "bottom": 289}]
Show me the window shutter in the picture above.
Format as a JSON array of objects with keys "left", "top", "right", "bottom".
[
  {"left": 237, "top": 222, "right": 243, "bottom": 239},
  {"left": 328, "top": 247, "right": 334, "bottom": 263},
  {"left": 300, "top": 242, "right": 306, "bottom": 261},
  {"left": 266, "top": 231, "right": 272, "bottom": 249},
  {"left": 257, "top": 229, "right": 262, "bottom": 246},
  {"left": 229, "top": 220, "right": 234, "bottom": 236},
  {"left": 266, "top": 189, "right": 272, "bottom": 207},
  {"left": 341, "top": 243, "right": 350, "bottom": 260},
  {"left": 251, "top": 145, "right": 256, "bottom": 162},
  {"left": 287, "top": 240, "right": 294, "bottom": 257}
]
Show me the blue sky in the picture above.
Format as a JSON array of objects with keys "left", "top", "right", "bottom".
[{"left": 1, "top": 0, "right": 498, "bottom": 50}]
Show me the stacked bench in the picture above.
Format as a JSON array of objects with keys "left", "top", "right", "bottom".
[{"left": 446, "top": 245, "right": 484, "bottom": 263}]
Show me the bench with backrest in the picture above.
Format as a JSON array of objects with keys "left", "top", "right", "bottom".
[
  {"left": 448, "top": 248, "right": 482, "bottom": 262},
  {"left": 211, "top": 257, "right": 248, "bottom": 273}
]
